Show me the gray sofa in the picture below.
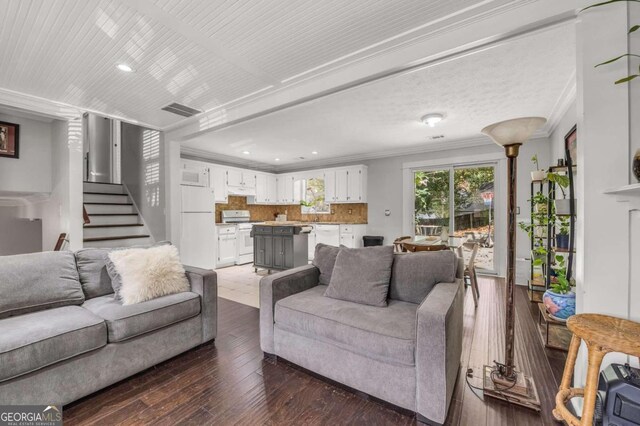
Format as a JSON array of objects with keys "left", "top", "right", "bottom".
[
  {"left": 260, "top": 252, "right": 464, "bottom": 426},
  {"left": 0, "top": 249, "right": 217, "bottom": 405}
]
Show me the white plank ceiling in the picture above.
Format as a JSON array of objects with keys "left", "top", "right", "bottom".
[
  {"left": 0, "top": 0, "right": 516, "bottom": 128},
  {"left": 181, "top": 22, "right": 576, "bottom": 168}
]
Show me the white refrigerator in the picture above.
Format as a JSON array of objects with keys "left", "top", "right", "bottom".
[{"left": 180, "top": 185, "right": 216, "bottom": 269}]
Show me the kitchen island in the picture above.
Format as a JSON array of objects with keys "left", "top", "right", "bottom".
[{"left": 251, "top": 224, "right": 310, "bottom": 273}]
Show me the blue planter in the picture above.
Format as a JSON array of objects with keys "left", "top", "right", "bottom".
[
  {"left": 556, "top": 234, "right": 569, "bottom": 249},
  {"left": 543, "top": 289, "right": 576, "bottom": 321}
]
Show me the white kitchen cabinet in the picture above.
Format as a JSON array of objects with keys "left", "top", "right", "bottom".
[
  {"left": 227, "top": 169, "right": 256, "bottom": 189},
  {"left": 217, "top": 226, "right": 237, "bottom": 266},
  {"left": 267, "top": 175, "right": 277, "bottom": 203},
  {"left": 346, "top": 166, "right": 366, "bottom": 202},
  {"left": 209, "top": 166, "right": 228, "bottom": 203},
  {"left": 277, "top": 174, "right": 295, "bottom": 204},
  {"left": 324, "top": 166, "right": 367, "bottom": 204},
  {"left": 253, "top": 173, "right": 278, "bottom": 204},
  {"left": 335, "top": 169, "right": 349, "bottom": 202},
  {"left": 255, "top": 174, "right": 267, "bottom": 203},
  {"left": 325, "top": 171, "right": 336, "bottom": 203},
  {"left": 339, "top": 233, "right": 356, "bottom": 248},
  {"left": 226, "top": 169, "right": 243, "bottom": 187},
  {"left": 339, "top": 224, "right": 367, "bottom": 248}
]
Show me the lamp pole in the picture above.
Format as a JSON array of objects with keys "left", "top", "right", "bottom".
[{"left": 503, "top": 143, "right": 521, "bottom": 379}]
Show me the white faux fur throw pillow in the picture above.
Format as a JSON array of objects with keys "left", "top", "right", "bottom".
[{"left": 107, "top": 244, "right": 189, "bottom": 305}]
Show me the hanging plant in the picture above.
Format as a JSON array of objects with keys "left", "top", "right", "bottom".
[{"left": 581, "top": 0, "right": 640, "bottom": 84}]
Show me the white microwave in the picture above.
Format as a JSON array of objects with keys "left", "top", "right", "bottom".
[{"left": 181, "top": 168, "right": 209, "bottom": 187}]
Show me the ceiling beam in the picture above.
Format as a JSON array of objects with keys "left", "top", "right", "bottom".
[{"left": 124, "top": 0, "right": 280, "bottom": 87}]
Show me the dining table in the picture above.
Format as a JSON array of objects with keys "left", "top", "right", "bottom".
[{"left": 399, "top": 235, "right": 469, "bottom": 256}]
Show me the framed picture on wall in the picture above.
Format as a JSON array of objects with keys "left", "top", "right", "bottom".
[
  {"left": 0, "top": 121, "right": 19, "bottom": 159},
  {"left": 564, "top": 125, "right": 577, "bottom": 166}
]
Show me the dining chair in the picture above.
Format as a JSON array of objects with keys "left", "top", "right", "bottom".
[
  {"left": 464, "top": 243, "right": 480, "bottom": 308},
  {"left": 401, "top": 242, "right": 449, "bottom": 252},
  {"left": 393, "top": 236, "right": 412, "bottom": 253}
]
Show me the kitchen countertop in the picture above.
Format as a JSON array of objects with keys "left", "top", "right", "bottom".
[
  {"left": 215, "top": 221, "right": 368, "bottom": 226},
  {"left": 252, "top": 221, "right": 367, "bottom": 226}
]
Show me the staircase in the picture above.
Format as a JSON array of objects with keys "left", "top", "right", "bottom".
[{"left": 83, "top": 182, "right": 152, "bottom": 248}]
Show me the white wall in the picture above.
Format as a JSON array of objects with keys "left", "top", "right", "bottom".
[
  {"left": 570, "top": 0, "right": 640, "bottom": 409},
  {"left": 0, "top": 205, "right": 42, "bottom": 255},
  {"left": 549, "top": 99, "right": 577, "bottom": 163},
  {"left": 23, "top": 118, "right": 84, "bottom": 251},
  {"left": 0, "top": 112, "right": 53, "bottom": 194},
  {"left": 121, "top": 123, "right": 166, "bottom": 241}
]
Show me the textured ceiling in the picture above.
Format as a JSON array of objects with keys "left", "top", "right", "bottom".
[
  {"left": 0, "top": 0, "right": 512, "bottom": 128},
  {"left": 181, "top": 23, "right": 576, "bottom": 167}
]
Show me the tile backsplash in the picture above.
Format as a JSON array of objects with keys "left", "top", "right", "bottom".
[{"left": 216, "top": 196, "right": 367, "bottom": 224}]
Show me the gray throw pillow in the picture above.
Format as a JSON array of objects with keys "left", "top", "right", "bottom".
[
  {"left": 389, "top": 251, "right": 457, "bottom": 304},
  {"left": 75, "top": 248, "right": 113, "bottom": 299},
  {"left": 324, "top": 245, "right": 394, "bottom": 307},
  {"left": 312, "top": 243, "right": 342, "bottom": 285}
]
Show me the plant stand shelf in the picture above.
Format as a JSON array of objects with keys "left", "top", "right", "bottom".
[{"left": 537, "top": 303, "right": 571, "bottom": 352}]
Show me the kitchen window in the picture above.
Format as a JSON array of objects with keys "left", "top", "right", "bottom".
[{"left": 301, "top": 177, "right": 330, "bottom": 214}]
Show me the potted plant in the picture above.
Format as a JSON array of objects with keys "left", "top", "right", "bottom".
[
  {"left": 542, "top": 255, "right": 576, "bottom": 321},
  {"left": 531, "top": 191, "right": 548, "bottom": 214},
  {"left": 530, "top": 155, "right": 546, "bottom": 181},
  {"left": 547, "top": 171, "right": 574, "bottom": 215},
  {"left": 555, "top": 216, "right": 570, "bottom": 249}
]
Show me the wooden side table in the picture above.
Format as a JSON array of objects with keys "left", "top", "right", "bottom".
[
  {"left": 537, "top": 303, "right": 570, "bottom": 351},
  {"left": 553, "top": 314, "right": 640, "bottom": 425}
]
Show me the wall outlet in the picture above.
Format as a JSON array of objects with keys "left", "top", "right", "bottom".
[
  {"left": 348, "top": 209, "right": 352, "bottom": 215},
  {"left": 384, "top": 209, "right": 391, "bottom": 216}
]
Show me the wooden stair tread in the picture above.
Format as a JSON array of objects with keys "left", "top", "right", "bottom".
[
  {"left": 83, "top": 191, "right": 127, "bottom": 196},
  {"left": 84, "top": 224, "right": 143, "bottom": 228},
  {"left": 83, "top": 181, "right": 123, "bottom": 186},
  {"left": 83, "top": 235, "right": 150, "bottom": 242},
  {"left": 84, "top": 202, "right": 133, "bottom": 205},
  {"left": 87, "top": 213, "right": 138, "bottom": 216}
]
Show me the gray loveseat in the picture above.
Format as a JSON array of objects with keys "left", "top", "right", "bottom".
[
  {"left": 260, "top": 251, "right": 464, "bottom": 425},
  {"left": 0, "top": 249, "right": 217, "bottom": 405}
]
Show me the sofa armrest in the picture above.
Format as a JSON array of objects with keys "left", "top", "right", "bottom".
[
  {"left": 260, "top": 265, "right": 320, "bottom": 354},
  {"left": 415, "top": 279, "right": 464, "bottom": 424},
  {"left": 184, "top": 266, "right": 217, "bottom": 343}
]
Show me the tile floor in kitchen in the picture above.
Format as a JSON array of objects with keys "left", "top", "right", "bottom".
[{"left": 215, "top": 263, "right": 268, "bottom": 308}]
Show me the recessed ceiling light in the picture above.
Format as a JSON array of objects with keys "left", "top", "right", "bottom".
[
  {"left": 242, "top": 150, "right": 250, "bottom": 155},
  {"left": 274, "top": 158, "right": 280, "bottom": 161},
  {"left": 421, "top": 113, "right": 444, "bottom": 127},
  {"left": 116, "top": 63, "right": 134, "bottom": 72},
  {"left": 311, "top": 151, "right": 318, "bottom": 155}
]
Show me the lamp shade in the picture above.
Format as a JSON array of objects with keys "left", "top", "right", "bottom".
[{"left": 481, "top": 117, "right": 546, "bottom": 146}]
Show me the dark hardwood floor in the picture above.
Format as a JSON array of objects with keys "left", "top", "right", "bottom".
[{"left": 63, "top": 277, "right": 566, "bottom": 425}]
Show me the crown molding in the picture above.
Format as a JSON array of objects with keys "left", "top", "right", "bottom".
[
  {"left": 545, "top": 72, "right": 577, "bottom": 136},
  {"left": 0, "top": 87, "right": 161, "bottom": 129},
  {"left": 180, "top": 147, "right": 278, "bottom": 172},
  {"left": 181, "top": 136, "right": 508, "bottom": 174},
  {"left": 0, "top": 192, "right": 51, "bottom": 207}
]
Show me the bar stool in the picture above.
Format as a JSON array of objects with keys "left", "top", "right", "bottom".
[{"left": 553, "top": 313, "right": 640, "bottom": 425}]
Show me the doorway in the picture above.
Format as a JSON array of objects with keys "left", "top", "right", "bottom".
[{"left": 413, "top": 163, "right": 497, "bottom": 274}]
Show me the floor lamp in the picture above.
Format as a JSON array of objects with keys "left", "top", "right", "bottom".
[{"left": 480, "top": 117, "right": 546, "bottom": 411}]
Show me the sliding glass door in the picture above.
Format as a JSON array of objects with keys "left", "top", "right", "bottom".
[{"left": 414, "top": 163, "right": 497, "bottom": 273}]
